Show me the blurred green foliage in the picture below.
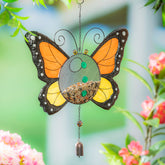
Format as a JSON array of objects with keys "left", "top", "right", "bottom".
[
  {"left": 0, "top": 31, "right": 47, "bottom": 163},
  {"left": 145, "top": 0, "right": 165, "bottom": 26},
  {"left": 0, "top": 0, "right": 71, "bottom": 38}
]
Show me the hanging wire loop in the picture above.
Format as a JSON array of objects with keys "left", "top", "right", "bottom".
[
  {"left": 54, "top": 29, "right": 78, "bottom": 52},
  {"left": 76, "top": 0, "right": 84, "bottom": 5}
]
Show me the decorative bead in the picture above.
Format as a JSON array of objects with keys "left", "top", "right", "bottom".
[
  {"left": 77, "top": 120, "right": 83, "bottom": 127},
  {"left": 82, "top": 76, "right": 88, "bottom": 83},
  {"left": 81, "top": 90, "right": 87, "bottom": 97},
  {"left": 81, "top": 62, "right": 87, "bottom": 69}
]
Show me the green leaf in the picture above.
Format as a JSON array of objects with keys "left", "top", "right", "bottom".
[
  {"left": 124, "top": 58, "right": 152, "bottom": 76},
  {"left": 0, "top": 10, "right": 10, "bottom": 27},
  {"left": 8, "top": 18, "right": 18, "bottom": 27},
  {"left": 152, "top": 157, "right": 165, "bottom": 165},
  {"left": 153, "top": 126, "right": 165, "bottom": 133},
  {"left": 102, "top": 143, "right": 123, "bottom": 165},
  {"left": 145, "top": 0, "right": 155, "bottom": 6},
  {"left": 101, "top": 151, "right": 123, "bottom": 165},
  {"left": 11, "top": 13, "right": 29, "bottom": 20},
  {"left": 152, "top": 132, "right": 165, "bottom": 138},
  {"left": 11, "top": 22, "right": 20, "bottom": 37},
  {"left": 114, "top": 106, "right": 144, "bottom": 136},
  {"left": 159, "top": 88, "right": 165, "bottom": 96},
  {"left": 153, "top": 97, "right": 165, "bottom": 110},
  {"left": 143, "top": 141, "right": 165, "bottom": 162},
  {"left": 5, "top": 6, "right": 23, "bottom": 12},
  {"left": 62, "top": 0, "right": 72, "bottom": 8},
  {"left": 123, "top": 67, "right": 153, "bottom": 95},
  {"left": 125, "top": 134, "right": 136, "bottom": 147},
  {"left": 159, "top": 79, "right": 165, "bottom": 87},
  {"left": 143, "top": 118, "right": 160, "bottom": 128},
  {"left": 153, "top": 0, "right": 162, "bottom": 12},
  {"left": 102, "top": 144, "right": 121, "bottom": 154},
  {"left": 150, "top": 140, "right": 165, "bottom": 157},
  {"left": 158, "top": 160, "right": 165, "bottom": 165},
  {"left": 38, "top": 0, "right": 47, "bottom": 8},
  {"left": 162, "top": 4, "right": 165, "bottom": 27},
  {"left": 2, "top": 0, "right": 18, "bottom": 3},
  {"left": 0, "top": 4, "right": 1, "bottom": 10}
]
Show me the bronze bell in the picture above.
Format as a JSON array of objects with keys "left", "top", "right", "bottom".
[{"left": 76, "top": 142, "right": 84, "bottom": 157}]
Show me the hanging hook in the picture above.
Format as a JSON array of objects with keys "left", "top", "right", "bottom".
[{"left": 76, "top": 0, "right": 84, "bottom": 5}]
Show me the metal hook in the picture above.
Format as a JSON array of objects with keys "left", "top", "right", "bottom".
[{"left": 76, "top": 0, "right": 84, "bottom": 5}]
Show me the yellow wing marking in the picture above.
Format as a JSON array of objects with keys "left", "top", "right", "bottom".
[
  {"left": 47, "top": 81, "right": 66, "bottom": 106},
  {"left": 93, "top": 77, "right": 113, "bottom": 103}
]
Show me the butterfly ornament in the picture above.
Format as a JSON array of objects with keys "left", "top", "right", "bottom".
[{"left": 25, "top": 28, "right": 128, "bottom": 156}]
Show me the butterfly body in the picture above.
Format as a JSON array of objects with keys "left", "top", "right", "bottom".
[
  {"left": 25, "top": 28, "right": 128, "bottom": 115},
  {"left": 59, "top": 54, "right": 100, "bottom": 104}
]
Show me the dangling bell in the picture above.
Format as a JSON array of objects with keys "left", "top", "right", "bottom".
[{"left": 76, "top": 142, "right": 84, "bottom": 157}]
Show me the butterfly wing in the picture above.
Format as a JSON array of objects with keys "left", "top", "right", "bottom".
[
  {"left": 91, "top": 28, "right": 128, "bottom": 109},
  {"left": 25, "top": 31, "right": 69, "bottom": 114}
]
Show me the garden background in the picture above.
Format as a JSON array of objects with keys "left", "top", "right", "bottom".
[{"left": 0, "top": 0, "right": 164, "bottom": 164}]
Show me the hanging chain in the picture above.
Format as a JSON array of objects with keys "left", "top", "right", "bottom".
[
  {"left": 75, "top": 0, "right": 84, "bottom": 157},
  {"left": 77, "top": 0, "right": 84, "bottom": 53},
  {"left": 78, "top": 105, "right": 81, "bottom": 141}
]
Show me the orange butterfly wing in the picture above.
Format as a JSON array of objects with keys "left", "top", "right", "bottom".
[
  {"left": 25, "top": 31, "right": 69, "bottom": 83},
  {"left": 91, "top": 29, "right": 128, "bottom": 77},
  {"left": 92, "top": 38, "right": 118, "bottom": 75},
  {"left": 39, "top": 42, "right": 68, "bottom": 78}
]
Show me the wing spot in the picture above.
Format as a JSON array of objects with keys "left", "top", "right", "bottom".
[
  {"left": 118, "top": 55, "right": 121, "bottom": 58},
  {"left": 41, "top": 73, "right": 44, "bottom": 76},
  {"left": 44, "top": 102, "right": 47, "bottom": 105},
  {"left": 122, "top": 40, "right": 125, "bottom": 43},
  {"left": 41, "top": 66, "right": 43, "bottom": 69},
  {"left": 33, "top": 44, "right": 36, "bottom": 48},
  {"left": 30, "top": 36, "right": 35, "bottom": 41},
  {"left": 116, "top": 32, "right": 119, "bottom": 35},
  {"left": 116, "top": 67, "right": 119, "bottom": 71},
  {"left": 50, "top": 108, "right": 53, "bottom": 112},
  {"left": 36, "top": 52, "right": 38, "bottom": 55},
  {"left": 122, "top": 31, "right": 127, "bottom": 36},
  {"left": 117, "top": 61, "right": 120, "bottom": 64},
  {"left": 114, "top": 95, "right": 117, "bottom": 99},
  {"left": 108, "top": 103, "right": 111, "bottom": 107},
  {"left": 39, "top": 59, "right": 42, "bottom": 62},
  {"left": 121, "top": 47, "right": 123, "bottom": 51},
  {"left": 43, "top": 94, "right": 45, "bottom": 97},
  {"left": 115, "top": 88, "right": 118, "bottom": 91},
  {"left": 38, "top": 36, "right": 42, "bottom": 40}
]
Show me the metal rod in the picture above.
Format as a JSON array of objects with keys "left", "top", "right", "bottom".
[
  {"left": 78, "top": 3, "right": 82, "bottom": 53},
  {"left": 78, "top": 105, "right": 81, "bottom": 141}
]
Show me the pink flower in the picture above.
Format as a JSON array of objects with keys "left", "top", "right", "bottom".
[
  {"left": 141, "top": 97, "right": 154, "bottom": 119},
  {"left": 0, "top": 131, "right": 24, "bottom": 148},
  {"left": 142, "top": 162, "right": 151, "bottom": 165},
  {"left": 125, "top": 156, "right": 138, "bottom": 165},
  {"left": 153, "top": 102, "right": 165, "bottom": 124},
  {"left": 0, "top": 142, "right": 20, "bottom": 165},
  {"left": 119, "top": 148, "right": 130, "bottom": 162},
  {"left": 119, "top": 141, "right": 149, "bottom": 165},
  {"left": 128, "top": 141, "right": 143, "bottom": 156},
  {"left": 0, "top": 130, "right": 45, "bottom": 165},
  {"left": 18, "top": 144, "right": 45, "bottom": 165},
  {"left": 148, "top": 52, "right": 165, "bottom": 75}
]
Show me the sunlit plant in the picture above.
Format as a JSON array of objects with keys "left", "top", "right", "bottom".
[
  {"left": 0, "top": 0, "right": 71, "bottom": 39},
  {"left": 101, "top": 52, "right": 165, "bottom": 165}
]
